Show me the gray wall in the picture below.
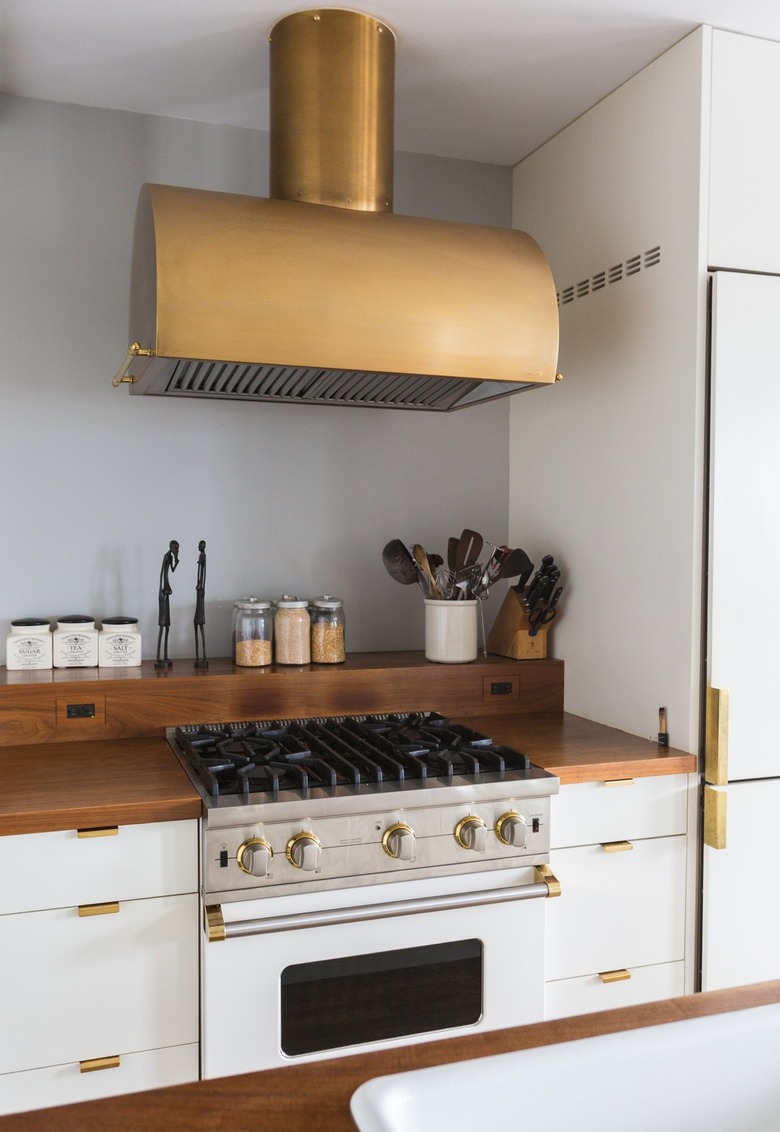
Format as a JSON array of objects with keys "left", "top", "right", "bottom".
[{"left": 0, "top": 95, "right": 512, "bottom": 660}]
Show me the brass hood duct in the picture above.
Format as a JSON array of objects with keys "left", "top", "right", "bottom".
[{"left": 114, "top": 9, "right": 559, "bottom": 411}]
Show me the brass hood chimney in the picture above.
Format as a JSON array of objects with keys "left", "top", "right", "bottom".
[{"left": 114, "top": 9, "right": 559, "bottom": 411}]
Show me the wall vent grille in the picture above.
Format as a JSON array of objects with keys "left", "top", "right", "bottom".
[{"left": 557, "top": 245, "right": 661, "bottom": 306}]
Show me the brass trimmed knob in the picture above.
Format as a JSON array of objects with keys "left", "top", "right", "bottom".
[
  {"left": 236, "top": 837, "right": 273, "bottom": 877},
  {"left": 495, "top": 811, "right": 528, "bottom": 848},
  {"left": 382, "top": 822, "right": 416, "bottom": 860},
  {"left": 286, "top": 831, "right": 322, "bottom": 871},
  {"left": 454, "top": 815, "right": 487, "bottom": 853}
]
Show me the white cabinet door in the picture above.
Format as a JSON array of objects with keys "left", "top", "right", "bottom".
[
  {"left": 545, "top": 835, "right": 687, "bottom": 982},
  {"left": 0, "top": 893, "right": 199, "bottom": 1076},
  {"left": 709, "top": 272, "right": 780, "bottom": 782},
  {"left": 709, "top": 31, "right": 780, "bottom": 273},
  {"left": 701, "top": 779, "right": 780, "bottom": 991}
]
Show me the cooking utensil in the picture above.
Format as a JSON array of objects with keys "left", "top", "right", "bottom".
[
  {"left": 454, "top": 529, "right": 483, "bottom": 573},
  {"left": 412, "top": 544, "right": 442, "bottom": 599},
  {"left": 447, "top": 536, "right": 459, "bottom": 572},
  {"left": 382, "top": 539, "right": 419, "bottom": 585},
  {"left": 496, "top": 546, "right": 534, "bottom": 582},
  {"left": 528, "top": 585, "right": 563, "bottom": 636}
]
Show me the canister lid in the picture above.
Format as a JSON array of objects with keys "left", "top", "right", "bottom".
[
  {"left": 311, "top": 595, "right": 343, "bottom": 609},
  {"left": 277, "top": 595, "right": 308, "bottom": 608},
  {"left": 10, "top": 618, "right": 50, "bottom": 629},
  {"left": 101, "top": 617, "right": 139, "bottom": 626},
  {"left": 233, "top": 597, "right": 272, "bottom": 610},
  {"left": 56, "top": 615, "right": 95, "bottom": 625}
]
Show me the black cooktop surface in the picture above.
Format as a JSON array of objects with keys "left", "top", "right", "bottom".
[{"left": 172, "top": 712, "right": 534, "bottom": 801}]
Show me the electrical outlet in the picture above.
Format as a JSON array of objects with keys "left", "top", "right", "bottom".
[{"left": 66, "top": 702, "right": 96, "bottom": 719}]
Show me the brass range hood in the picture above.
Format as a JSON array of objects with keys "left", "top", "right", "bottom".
[{"left": 114, "top": 9, "right": 559, "bottom": 411}]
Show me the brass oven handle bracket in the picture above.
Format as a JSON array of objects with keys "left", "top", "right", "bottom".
[
  {"left": 534, "top": 863, "right": 561, "bottom": 897},
  {"left": 112, "top": 342, "right": 155, "bottom": 387}
]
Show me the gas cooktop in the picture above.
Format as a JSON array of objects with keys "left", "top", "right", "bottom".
[{"left": 171, "top": 712, "right": 543, "bottom": 805}]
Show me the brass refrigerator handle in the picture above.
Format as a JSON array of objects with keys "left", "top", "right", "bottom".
[
  {"left": 705, "top": 686, "right": 729, "bottom": 785},
  {"left": 205, "top": 869, "right": 561, "bottom": 942},
  {"left": 703, "top": 784, "right": 727, "bottom": 849}
]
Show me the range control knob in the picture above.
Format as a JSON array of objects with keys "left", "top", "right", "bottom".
[
  {"left": 236, "top": 837, "right": 273, "bottom": 877},
  {"left": 286, "top": 832, "right": 322, "bottom": 872},
  {"left": 495, "top": 812, "right": 528, "bottom": 848},
  {"left": 382, "top": 822, "right": 416, "bottom": 861},
  {"left": 454, "top": 815, "right": 488, "bottom": 853}
]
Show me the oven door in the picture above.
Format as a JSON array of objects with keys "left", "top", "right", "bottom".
[{"left": 201, "top": 866, "right": 553, "bottom": 1079}]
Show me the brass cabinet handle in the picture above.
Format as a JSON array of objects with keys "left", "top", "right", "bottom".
[
  {"left": 80, "top": 1054, "right": 120, "bottom": 1073},
  {"left": 599, "top": 969, "right": 632, "bottom": 984},
  {"left": 77, "top": 826, "right": 119, "bottom": 838},
  {"left": 78, "top": 901, "right": 120, "bottom": 917},
  {"left": 604, "top": 778, "right": 634, "bottom": 787},
  {"left": 600, "top": 840, "right": 633, "bottom": 853}
]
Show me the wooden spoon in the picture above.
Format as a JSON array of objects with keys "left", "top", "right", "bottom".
[{"left": 412, "top": 544, "right": 442, "bottom": 598}]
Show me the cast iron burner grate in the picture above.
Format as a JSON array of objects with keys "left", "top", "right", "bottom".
[{"left": 173, "top": 712, "right": 531, "bottom": 800}]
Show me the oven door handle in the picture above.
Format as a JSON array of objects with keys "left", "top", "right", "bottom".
[{"left": 205, "top": 865, "right": 560, "bottom": 941}]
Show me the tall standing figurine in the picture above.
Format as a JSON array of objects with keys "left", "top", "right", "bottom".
[
  {"left": 155, "top": 539, "right": 179, "bottom": 668},
  {"left": 194, "top": 539, "right": 208, "bottom": 669}
]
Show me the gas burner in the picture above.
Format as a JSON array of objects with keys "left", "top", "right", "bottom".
[{"left": 172, "top": 712, "right": 532, "bottom": 802}]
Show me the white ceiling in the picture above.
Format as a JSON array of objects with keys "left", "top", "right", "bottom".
[{"left": 3, "top": 0, "right": 780, "bottom": 165}]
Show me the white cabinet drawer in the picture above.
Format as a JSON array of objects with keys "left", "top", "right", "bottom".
[
  {"left": 0, "top": 1042, "right": 199, "bottom": 1116},
  {"left": 546, "top": 835, "right": 687, "bottom": 981},
  {"left": 545, "top": 960, "right": 685, "bottom": 1020},
  {"left": 551, "top": 776, "right": 689, "bottom": 849},
  {"left": 0, "top": 893, "right": 198, "bottom": 1075},
  {"left": 0, "top": 820, "right": 198, "bottom": 914}
]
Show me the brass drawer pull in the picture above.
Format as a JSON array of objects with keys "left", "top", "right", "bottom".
[
  {"left": 80, "top": 1054, "right": 120, "bottom": 1073},
  {"left": 600, "top": 840, "right": 633, "bottom": 853},
  {"left": 604, "top": 778, "right": 634, "bottom": 787},
  {"left": 78, "top": 901, "right": 120, "bottom": 917},
  {"left": 77, "top": 826, "right": 119, "bottom": 838},
  {"left": 599, "top": 969, "right": 632, "bottom": 984}
]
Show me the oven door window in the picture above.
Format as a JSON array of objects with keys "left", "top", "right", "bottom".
[{"left": 280, "top": 938, "right": 483, "bottom": 1056}]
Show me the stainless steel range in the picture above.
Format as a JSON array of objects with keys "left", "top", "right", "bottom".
[{"left": 169, "top": 711, "right": 560, "bottom": 1078}]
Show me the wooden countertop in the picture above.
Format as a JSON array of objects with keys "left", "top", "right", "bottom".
[
  {"left": 0, "top": 710, "right": 694, "bottom": 836},
  {"left": 3, "top": 982, "right": 778, "bottom": 1131},
  {"left": 0, "top": 737, "right": 200, "bottom": 836}
]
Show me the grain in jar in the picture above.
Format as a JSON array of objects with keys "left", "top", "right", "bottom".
[
  {"left": 274, "top": 597, "right": 310, "bottom": 665},
  {"left": 310, "top": 595, "right": 346, "bottom": 663},
  {"left": 233, "top": 598, "right": 274, "bottom": 667}
]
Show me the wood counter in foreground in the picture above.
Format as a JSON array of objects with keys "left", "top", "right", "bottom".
[{"left": 2, "top": 983, "right": 778, "bottom": 1132}]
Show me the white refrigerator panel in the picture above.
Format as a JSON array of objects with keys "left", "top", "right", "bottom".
[
  {"left": 709, "top": 272, "right": 780, "bottom": 782},
  {"left": 701, "top": 779, "right": 780, "bottom": 991}
]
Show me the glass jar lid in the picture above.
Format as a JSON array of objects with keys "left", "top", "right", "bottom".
[
  {"left": 277, "top": 595, "right": 308, "bottom": 608},
  {"left": 311, "top": 595, "right": 343, "bottom": 609},
  {"left": 234, "top": 597, "right": 272, "bottom": 610}
]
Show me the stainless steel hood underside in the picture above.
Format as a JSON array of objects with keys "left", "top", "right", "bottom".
[{"left": 114, "top": 9, "right": 559, "bottom": 411}]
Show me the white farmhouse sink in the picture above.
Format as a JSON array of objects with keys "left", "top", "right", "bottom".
[{"left": 351, "top": 1002, "right": 780, "bottom": 1132}]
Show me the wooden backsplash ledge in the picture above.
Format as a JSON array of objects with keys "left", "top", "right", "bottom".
[{"left": 0, "top": 652, "right": 564, "bottom": 747}]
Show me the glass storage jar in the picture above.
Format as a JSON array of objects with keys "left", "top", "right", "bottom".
[
  {"left": 274, "top": 597, "right": 311, "bottom": 665},
  {"left": 310, "top": 595, "right": 346, "bottom": 663},
  {"left": 6, "top": 618, "right": 53, "bottom": 670},
  {"left": 53, "top": 615, "right": 98, "bottom": 668},
  {"left": 98, "top": 617, "right": 142, "bottom": 667},
  {"left": 233, "top": 598, "right": 274, "bottom": 667}
]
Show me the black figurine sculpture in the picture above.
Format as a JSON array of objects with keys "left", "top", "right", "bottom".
[
  {"left": 194, "top": 539, "right": 208, "bottom": 669},
  {"left": 155, "top": 539, "right": 179, "bottom": 668}
]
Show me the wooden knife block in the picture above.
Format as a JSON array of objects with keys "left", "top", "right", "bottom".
[{"left": 486, "top": 588, "right": 549, "bottom": 660}]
